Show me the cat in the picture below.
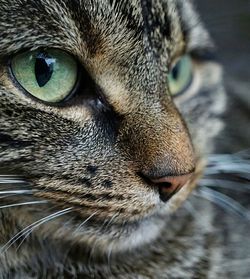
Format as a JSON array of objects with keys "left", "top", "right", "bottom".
[{"left": 0, "top": 0, "right": 249, "bottom": 278}]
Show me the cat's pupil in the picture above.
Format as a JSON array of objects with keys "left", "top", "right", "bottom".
[
  {"left": 35, "top": 52, "right": 55, "bottom": 87},
  {"left": 172, "top": 62, "right": 180, "bottom": 80}
]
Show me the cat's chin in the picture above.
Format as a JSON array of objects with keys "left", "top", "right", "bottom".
[
  {"left": 44, "top": 210, "right": 168, "bottom": 255},
  {"left": 39, "top": 183, "right": 197, "bottom": 255}
]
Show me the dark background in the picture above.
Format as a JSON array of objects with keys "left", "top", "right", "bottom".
[{"left": 197, "top": 0, "right": 250, "bottom": 153}]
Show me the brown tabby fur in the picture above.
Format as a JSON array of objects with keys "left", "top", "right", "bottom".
[{"left": 1, "top": 0, "right": 244, "bottom": 278}]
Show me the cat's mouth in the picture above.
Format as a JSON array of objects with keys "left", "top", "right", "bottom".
[
  {"left": 32, "top": 173, "right": 201, "bottom": 253},
  {"left": 0, "top": 161, "right": 204, "bottom": 254},
  {"left": 32, "top": 166, "right": 201, "bottom": 222},
  {"left": 29, "top": 163, "right": 203, "bottom": 235}
]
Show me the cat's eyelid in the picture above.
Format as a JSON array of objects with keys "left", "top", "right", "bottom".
[
  {"left": 190, "top": 48, "right": 218, "bottom": 62},
  {"left": 170, "top": 48, "right": 218, "bottom": 69}
]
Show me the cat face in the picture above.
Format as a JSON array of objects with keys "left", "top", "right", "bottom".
[{"left": 0, "top": 0, "right": 226, "bottom": 251}]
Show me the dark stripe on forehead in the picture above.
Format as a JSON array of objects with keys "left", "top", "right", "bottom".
[
  {"left": 61, "top": 0, "right": 144, "bottom": 53},
  {"left": 141, "top": 0, "right": 172, "bottom": 54},
  {"left": 141, "top": 0, "right": 171, "bottom": 38},
  {"left": 66, "top": 0, "right": 143, "bottom": 36},
  {"left": 104, "top": 0, "right": 144, "bottom": 36}
]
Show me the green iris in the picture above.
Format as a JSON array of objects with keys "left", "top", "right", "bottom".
[
  {"left": 167, "top": 55, "right": 193, "bottom": 96},
  {"left": 11, "top": 49, "right": 78, "bottom": 103}
]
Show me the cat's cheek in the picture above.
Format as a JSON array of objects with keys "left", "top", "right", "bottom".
[{"left": 0, "top": 84, "right": 93, "bottom": 126}]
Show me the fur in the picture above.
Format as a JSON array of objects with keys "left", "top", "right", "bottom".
[{"left": 1, "top": 0, "right": 243, "bottom": 278}]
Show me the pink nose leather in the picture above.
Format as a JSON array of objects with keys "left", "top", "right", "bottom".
[{"left": 150, "top": 173, "right": 193, "bottom": 202}]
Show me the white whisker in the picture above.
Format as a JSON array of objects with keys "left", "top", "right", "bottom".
[
  {"left": 0, "top": 189, "right": 35, "bottom": 200},
  {"left": 0, "top": 200, "right": 47, "bottom": 210},
  {"left": 219, "top": 258, "right": 250, "bottom": 269},
  {"left": 0, "top": 176, "right": 27, "bottom": 184},
  {"left": 0, "top": 180, "right": 26, "bottom": 184},
  {"left": 183, "top": 200, "right": 199, "bottom": 219},
  {"left": 195, "top": 187, "right": 250, "bottom": 220},
  {"left": 0, "top": 207, "right": 73, "bottom": 255},
  {"left": 74, "top": 212, "right": 97, "bottom": 233},
  {"left": 205, "top": 153, "right": 250, "bottom": 177},
  {"left": 0, "top": 190, "right": 35, "bottom": 195},
  {"left": 106, "top": 241, "right": 115, "bottom": 276},
  {"left": 15, "top": 208, "right": 73, "bottom": 252},
  {"left": 235, "top": 149, "right": 250, "bottom": 157},
  {"left": 199, "top": 179, "right": 250, "bottom": 192},
  {"left": 102, "top": 212, "right": 120, "bottom": 233},
  {"left": 204, "top": 165, "right": 250, "bottom": 176}
]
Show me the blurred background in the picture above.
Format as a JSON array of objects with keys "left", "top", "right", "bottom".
[
  {"left": 197, "top": 0, "right": 250, "bottom": 153},
  {"left": 196, "top": 2, "right": 250, "bottom": 239}
]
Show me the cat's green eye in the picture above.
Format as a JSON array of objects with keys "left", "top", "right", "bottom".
[
  {"left": 11, "top": 49, "right": 78, "bottom": 103},
  {"left": 167, "top": 55, "right": 193, "bottom": 96}
]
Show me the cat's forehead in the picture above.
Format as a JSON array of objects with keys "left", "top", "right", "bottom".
[
  {"left": 0, "top": 0, "right": 204, "bottom": 61},
  {"left": 0, "top": 0, "right": 213, "bottom": 106}
]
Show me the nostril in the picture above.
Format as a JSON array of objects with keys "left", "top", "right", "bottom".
[
  {"left": 139, "top": 172, "right": 193, "bottom": 202},
  {"left": 152, "top": 173, "right": 193, "bottom": 202},
  {"left": 158, "top": 182, "right": 172, "bottom": 188},
  {"left": 158, "top": 183, "right": 181, "bottom": 202},
  {"left": 158, "top": 182, "right": 174, "bottom": 202},
  {"left": 150, "top": 174, "right": 192, "bottom": 186}
]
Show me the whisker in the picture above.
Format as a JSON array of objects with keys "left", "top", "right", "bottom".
[
  {"left": 0, "top": 180, "right": 27, "bottom": 184},
  {"left": 0, "top": 193, "right": 34, "bottom": 200},
  {"left": 235, "top": 149, "right": 250, "bottom": 157},
  {"left": 199, "top": 179, "right": 250, "bottom": 192},
  {"left": 0, "top": 200, "right": 47, "bottom": 210},
  {"left": 183, "top": 200, "right": 200, "bottom": 219},
  {"left": 204, "top": 163, "right": 250, "bottom": 175},
  {"left": 0, "top": 175, "right": 28, "bottom": 185},
  {"left": 194, "top": 187, "right": 250, "bottom": 220},
  {"left": 204, "top": 153, "right": 250, "bottom": 182},
  {"left": 87, "top": 212, "right": 120, "bottom": 268},
  {"left": 0, "top": 207, "right": 73, "bottom": 255},
  {"left": 219, "top": 258, "right": 250, "bottom": 269},
  {"left": 0, "top": 190, "right": 39, "bottom": 203},
  {"left": 106, "top": 241, "right": 115, "bottom": 276},
  {"left": 15, "top": 208, "right": 73, "bottom": 252},
  {"left": 0, "top": 190, "right": 35, "bottom": 195},
  {"left": 208, "top": 152, "right": 250, "bottom": 162},
  {"left": 88, "top": 235, "right": 100, "bottom": 269},
  {"left": 74, "top": 212, "right": 97, "bottom": 233},
  {"left": 98, "top": 211, "right": 121, "bottom": 235},
  {"left": 209, "top": 153, "right": 250, "bottom": 160}
]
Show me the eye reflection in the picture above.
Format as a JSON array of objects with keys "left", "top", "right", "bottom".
[{"left": 35, "top": 52, "right": 55, "bottom": 87}]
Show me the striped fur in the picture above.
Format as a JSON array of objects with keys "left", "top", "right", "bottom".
[{"left": 0, "top": 0, "right": 232, "bottom": 278}]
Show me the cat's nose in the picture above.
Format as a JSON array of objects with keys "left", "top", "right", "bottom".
[{"left": 143, "top": 173, "right": 193, "bottom": 202}]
